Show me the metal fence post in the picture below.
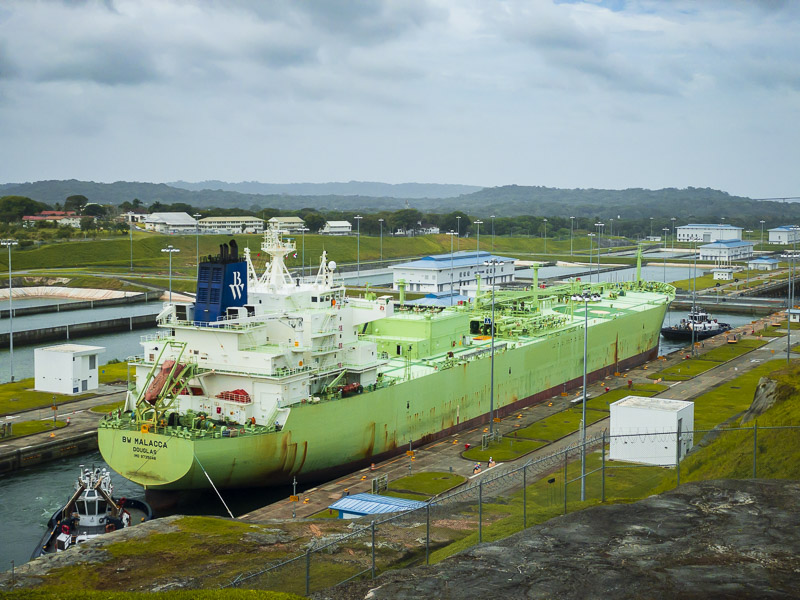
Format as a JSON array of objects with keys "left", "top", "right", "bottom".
[
  {"left": 371, "top": 520, "right": 376, "bottom": 579},
  {"left": 563, "top": 448, "right": 568, "bottom": 515},
  {"left": 522, "top": 463, "right": 527, "bottom": 529},
  {"left": 752, "top": 421, "right": 758, "bottom": 479},
  {"left": 305, "top": 549, "right": 310, "bottom": 596},
  {"left": 601, "top": 430, "right": 606, "bottom": 503},
  {"left": 675, "top": 429, "right": 681, "bottom": 488},
  {"left": 426, "top": 502, "right": 431, "bottom": 565},
  {"left": 478, "top": 480, "right": 483, "bottom": 543}
]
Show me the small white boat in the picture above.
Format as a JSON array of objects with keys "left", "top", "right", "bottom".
[{"left": 31, "top": 466, "right": 152, "bottom": 559}]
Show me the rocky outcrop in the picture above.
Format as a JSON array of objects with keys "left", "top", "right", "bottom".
[
  {"left": 320, "top": 480, "right": 800, "bottom": 600},
  {"left": 741, "top": 377, "right": 781, "bottom": 424}
]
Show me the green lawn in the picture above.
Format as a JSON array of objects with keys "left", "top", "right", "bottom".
[
  {"left": 647, "top": 358, "right": 719, "bottom": 381},
  {"left": 0, "top": 378, "right": 93, "bottom": 415},
  {"left": 90, "top": 400, "right": 125, "bottom": 414},
  {"left": 0, "top": 418, "right": 67, "bottom": 440},
  {"left": 463, "top": 437, "right": 548, "bottom": 462},
  {"left": 514, "top": 408, "right": 607, "bottom": 441},
  {"left": 700, "top": 338, "right": 767, "bottom": 362},
  {"left": 386, "top": 471, "right": 466, "bottom": 497}
]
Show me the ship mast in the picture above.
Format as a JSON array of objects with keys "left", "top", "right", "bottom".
[{"left": 250, "top": 227, "right": 297, "bottom": 292}]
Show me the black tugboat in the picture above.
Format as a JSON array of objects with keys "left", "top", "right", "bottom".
[
  {"left": 31, "top": 466, "right": 152, "bottom": 559},
  {"left": 660, "top": 308, "right": 732, "bottom": 341}
]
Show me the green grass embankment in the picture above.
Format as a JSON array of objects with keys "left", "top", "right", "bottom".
[
  {"left": 648, "top": 338, "right": 768, "bottom": 381},
  {"left": 0, "top": 419, "right": 67, "bottom": 441}
]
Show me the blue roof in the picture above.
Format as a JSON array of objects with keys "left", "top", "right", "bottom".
[
  {"left": 681, "top": 223, "right": 741, "bottom": 229},
  {"left": 393, "top": 251, "right": 515, "bottom": 270},
  {"left": 406, "top": 291, "right": 471, "bottom": 306},
  {"left": 699, "top": 239, "right": 754, "bottom": 248},
  {"left": 749, "top": 257, "right": 781, "bottom": 263},
  {"left": 769, "top": 225, "right": 799, "bottom": 231},
  {"left": 328, "top": 493, "right": 427, "bottom": 516}
]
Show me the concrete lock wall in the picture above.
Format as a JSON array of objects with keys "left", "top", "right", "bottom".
[{"left": 0, "top": 314, "right": 157, "bottom": 348}]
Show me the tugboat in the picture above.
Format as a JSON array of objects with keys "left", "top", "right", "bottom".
[
  {"left": 660, "top": 307, "right": 732, "bottom": 341},
  {"left": 31, "top": 466, "right": 152, "bottom": 559}
]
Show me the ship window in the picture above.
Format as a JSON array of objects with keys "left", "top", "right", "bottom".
[
  {"left": 211, "top": 269, "right": 223, "bottom": 283},
  {"left": 98, "top": 500, "right": 107, "bottom": 514},
  {"left": 86, "top": 501, "right": 97, "bottom": 516},
  {"left": 76, "top": 501, "right": 87, "bottom": 514},
  {"left": 312, "top": 296, "right": 317, "bottom": 302},
  {"left": 210, "top": 288, "right": 221, "bottom": 303}
]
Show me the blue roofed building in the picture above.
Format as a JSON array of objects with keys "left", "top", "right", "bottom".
[
  {"left": 676, "top": 224, "right": 743, "bottom": 243},
  {"left": 391, "top": 250, "right": 516, "bottom": 293},
  {"left": 768, "top": 225, "right": 800, "bottom": 245},
  {"left": 327, "top": 493, "right": 427, "bottom": 519},
  {"left": 747, "top": 256, "right": 781, "bottom": 271},
  {"left": 699, "top": 239, "right": 754, "bottom": 264}
]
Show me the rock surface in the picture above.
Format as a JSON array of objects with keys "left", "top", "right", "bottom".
[
  {"left": 741, "top": 377, "right": 780, "bottom": 424},
  {"left": 317, "top": 480, "right": 800, "bottom": 600}
]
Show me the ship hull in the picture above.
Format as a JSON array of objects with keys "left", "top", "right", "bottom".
[
  {"left": 98, "top": 302, "right": 667, "bottom": 491},
  {"left": 660, "top": 324, "right": 731, "bottom": 341}
]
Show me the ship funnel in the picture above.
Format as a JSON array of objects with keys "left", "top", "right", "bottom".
[
  {"left": 398, "top": 279, "right": 406, "bottom": 304},
  {"left": 229, "top": 239, "right": 239, "bottom": 262}
]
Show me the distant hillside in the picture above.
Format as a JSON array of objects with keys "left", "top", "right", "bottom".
[
  {"left": 167, "top": 180, "right": 483, "bottom": 199},
  {"left": 5, "top": 180, "right": 800, "bottom": 223}
]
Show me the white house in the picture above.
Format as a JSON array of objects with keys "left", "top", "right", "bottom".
[
  {"left": 698, "top": 239, "right": 754, "bottom": 264},
  {"left": 34, "top": 344, "right": 105, "bottom": 395},
  {"left": 747, "top": 257, "right": 781, "bottom": 271},
  {"left": 199, "top": 216, "right": 264, "bottom": 234},
  {"left": 268, "top": 216, "right": 306, "bottom": 232},
  {"left": 392, "top": 250, "right": 516, "bottom": 293},
  {"left": 143, "top": 212, "right": 197, "bottom": 233},
  {"left": 320, "top": 221, "right": 352, "bottom": 235},
  {"left": 768, "top": 225, "right": 800, "bottom": 245},
  {"left": 788, "top": 308, "right": 800, "bottom": 324},
  {"left": 609, "top": 396, "right": 694, "bottom": 466},
  {"left": 677, "top": 224, "right": 743, "bottom": 243},
  {"left": 712, "top": 268, "right": 734, "bottom": 281}
]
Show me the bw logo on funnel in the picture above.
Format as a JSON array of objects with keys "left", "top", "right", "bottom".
[{"left": 229, "top": 271, "right": 244, "bottom": 300}]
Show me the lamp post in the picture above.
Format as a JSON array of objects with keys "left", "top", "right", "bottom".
[
  {"left": 760, "top": 220, "right": 765, "bottom": 248},
  {"left": 484, "top": 258, "right": 503, "bottom": 437},
  {"left": 161, "top": 245, "right": 180, "bottom": 304},
  {"left": 543, "top": 218, "right": 548, "bottom": 255},
  {"left": 447, "top": 231, "right": 457, "bottom": 305},
  {"left": 663, "top": 228, "right": 670, "bottom": 282},
  {"left": 354, "top": 215, "right": 363, "bottom": 285},
  {"left": 570, "top": 216, "right": 575, "bottom": 256},
  {"left": 587, "top": 233, "right": 596, "bottom": 282},
  {"left": 456, "top": 216, "right": 461, "bottom": 251},
  {"left": 649, "top": 217, "right": 654, "bottom": 239},
  {"left": 129, "top": 217, "right": 134, "bottom": 272},
  {"left": 2, "top": 239, "right": 18, "bottom": 382},
  {"left": 378, "top": 218, "right": 384, "bottom": 260},
  {"left": 491, "top": 215, "right": 495, "bottom": 252},
  {"left": 671, "top": 217, "right": 677, "bottom": 251},
  {"left": 580, "top": 292, "right": 589, "bottom": 501},
  {"left": 609, "top": 218, "right": 614, "bottom": 238},
  {"left": 474, "top": 220, "right": 483, "bottom": 266},
  {"left": 299, "top": 226, "right": 309, "bottom": 278},
  {"left": 691, "top": 241, "right": 697, "bottom": 357},
  {"left": 594, "top": 222, "right": 604, "bottom": 280},
  {"left": 193, "top": 213, "right": 202, "bottom": 279}
]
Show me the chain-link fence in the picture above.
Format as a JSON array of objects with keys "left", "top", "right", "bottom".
[{"left": 222, "top": 424, "right": 800, "bottom": 595}]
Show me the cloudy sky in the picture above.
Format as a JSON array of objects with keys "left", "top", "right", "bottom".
[{"left": 0, "top": 0, "right": 798, "bottom": 198}]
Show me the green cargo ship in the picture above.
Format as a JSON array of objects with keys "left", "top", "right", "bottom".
[{"left": 98, "top": 230, "right": 674, "bottom": 491}]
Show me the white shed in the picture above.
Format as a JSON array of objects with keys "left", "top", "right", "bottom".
[
  {"left": 34, "top": 344, "right": 105, "bottom": 395},
  {"left": 712, "top": 268, "right": 733, "bottom": 281},
  {"left": 609, "top": 396, "right": 694, "bottom": 466}
]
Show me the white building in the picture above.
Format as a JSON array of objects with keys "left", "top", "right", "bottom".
[
  {"left": 676, "top": 224, "right": 743, "bottom": 243},
  {"left": 199, "top": 216, "right": 264, "bottom": 234},
  {"left": 768, "top": 225, "right": 800, "bottom": 245},
  {"left": 698, "top": 239, "right": 754, "bottom": 264},
  {"left": 609, "top": 396, "right": 694, "bottom": 466},
  {"left": 320, "top": 221, "right": 352, "bottom": 235},
  {"left": 143, "top": 212, "right": 197, "bottom": 233},
  {"left": 268, "top": 216, "right": 306, "bottom": 232},
  {"left": 788, "top": 308, "right": 800, "bottom": 324},
  {"left": 712, "top": 268, "right": 734, "bottom": 281},
  {"left": 392, "top": 250, "right": 516, "bottom": 293},
  {"left": 747, "top": 257, "right": 780, "bottom": 271},
  {"left": 34, "top": 344, "right": 105, "bottom": 395}
]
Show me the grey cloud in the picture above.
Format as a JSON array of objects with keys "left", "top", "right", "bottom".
[{"left": 38, "top": 43, "right": 160, "bottom": 85}]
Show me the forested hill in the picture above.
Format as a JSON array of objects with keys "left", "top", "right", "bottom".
[
  {"left": 167, "top": 180, "right": 482, "bottom": 198},
  {"left": 4, "top": 179, "right": 799, "bottom": 222}
]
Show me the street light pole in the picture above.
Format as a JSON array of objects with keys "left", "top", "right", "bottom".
[
  {"left": 649, "top": 217, "right": 653, "bottom": 239},
  {"left": 760, "top": 220, "right": 765, "bottom": 248},
  {"left": 2, "top": 240, "right": 18, "bottom": 382},
  {"left": 491, "top": 215, "right": 495, "bottom": 252},
  {"left": 193, "top": 213, "right": 202, "bottom": 279},
  {"left": 671, "top": 217, "right": 677, "bottom": 251},
  {"left": 543, "top": 218, "right": 548, "bottom": 255},
  {"left": 129, "top": 217, "right": 134, "bottom": 272},
  {"left": 580, "top": 294, "right": 589, "bottom": 501},
  {"left": 691, "top": 241, "right": 697, "bottom": 357},
  {"left": 594, "top": 222, "right": 604, "bottom": 280},
  {"left": 474, "top": 220, "right": 483, "bottom": 267},
  {"left": 663, "top": 228, "right": 670, "bottom": 282},
  {"left": 299, "top": 227, "right": 309, "bottom": 278},
  {"left": 587, "top": 233, "right": 595, "bottom": 282},
  {"left": 354, "top": 215, "right": 363, "bottom": 285},
  {"left": 447, "top": 231, "right": 456, "bottom": 305},
  {"left": 456, "top": 216, "right": 461, "bottom": 252},
  {"left": 378, "top": 218, "right": 384, "bottom": 260},
  {"left": 484, "top": 259, "right": 503, "bottom": 437},
  {"left": 570, "top": 216, "right": 575, "bottom": 256},
  {"left": 161, "top": 245, "right": 180, "bottom": 304}
]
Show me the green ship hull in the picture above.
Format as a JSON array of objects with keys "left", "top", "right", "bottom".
[{"left": 98, "top": 287, "right": 670, "bottom": 491}]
